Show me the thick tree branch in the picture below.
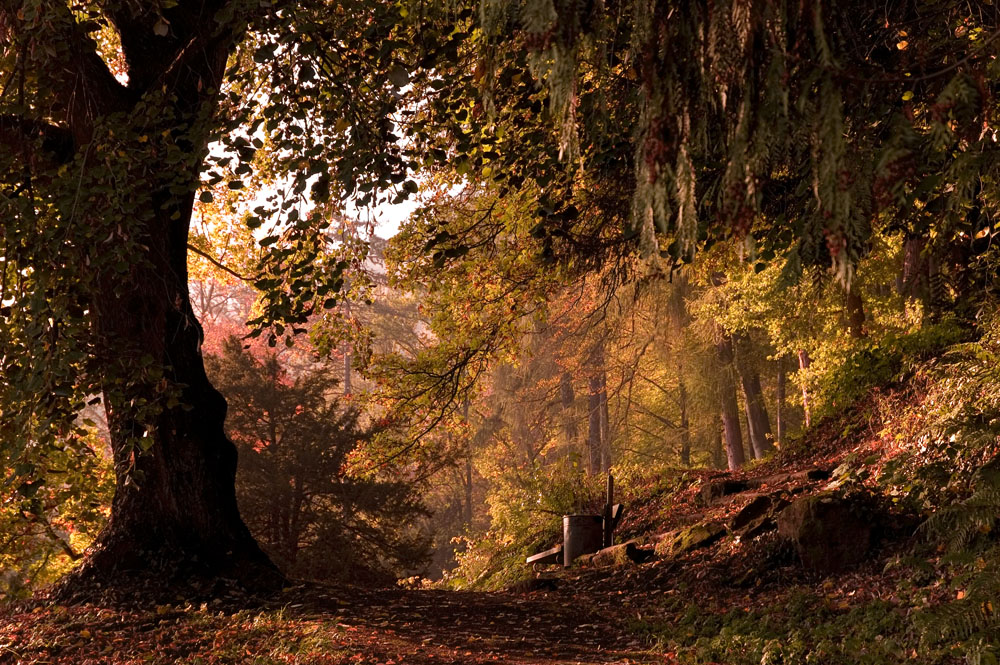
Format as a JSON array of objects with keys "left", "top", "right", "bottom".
[
  {"left": 103, "top": 1, "right": 241, "bottom": 92},
  {"left": 0, "top": 1, "right": 130, "bottom": 138}
]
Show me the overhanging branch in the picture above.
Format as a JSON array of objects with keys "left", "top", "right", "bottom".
[{"left": 186, "top": 243, "right": 253, "bottom": 282}]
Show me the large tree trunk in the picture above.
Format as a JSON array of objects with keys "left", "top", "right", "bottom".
[
  {"left": 49, "top": 7, "right": 280, "bottom": 596},
  {"left": 716, "top": 336, "right": 746, "bottom": 470},
  {"left": 61, "top": 188, "right": 279, "bottom": 594}
]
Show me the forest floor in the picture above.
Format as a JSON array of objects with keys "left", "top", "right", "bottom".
[{"left": 0, "top": 580, "right": 662, "bottom": 665}]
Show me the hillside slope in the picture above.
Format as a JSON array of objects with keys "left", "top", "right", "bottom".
[{"left": 517, "top": 335, "right": 1000, "bottom": 664}]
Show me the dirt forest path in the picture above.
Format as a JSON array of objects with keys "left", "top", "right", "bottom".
[
  {"left": 0, "top": 583, "right": 664, "bottom": 665},
  {"left": 306, "top": 585, "right": 657, "bottom": 664}
]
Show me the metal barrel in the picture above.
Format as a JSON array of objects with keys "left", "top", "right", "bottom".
[{"left": 562, "top": 514, "right": 604, "bottom": 567}]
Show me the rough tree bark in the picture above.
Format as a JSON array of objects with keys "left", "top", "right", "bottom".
[
  {"left": 0, "top": 3, "right": 283, "bottom": 594},
  {"left": 69, "top": 179, "right": 279, "bottom": 591},
  {"left": 715, "top": 335, "right": 746, "bottom": 470}
]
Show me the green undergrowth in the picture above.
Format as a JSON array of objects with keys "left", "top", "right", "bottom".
[
  {"left": 830, "top": 312, "right": 1000, "bottom": 514},
  {"left": 639, "top": 586, "right": 933, "bottom": 664},
  {"left": 816, "top": 316, "right": 970, "bottom": 422},
  {"left": 442, "top": 462, "right": 596, "bottom": 591},
  {"left": 640, "top": 592, "right": 919, "bottom": 664},
  {"left": 637, "top": 537, "right": 1000, "bottom": 665}
]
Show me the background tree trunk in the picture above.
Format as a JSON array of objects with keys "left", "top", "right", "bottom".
[
  {"left": 599, "top": 373, "right": 611, "bottom": 473},
  {"left": 587, "top": 341, "right": 610, "bottom": 474},
  {"left": 740, "top": 368, "right": 773, "bottom": 459},
  {"left": 712, "top": 424, "right": 725, "bottom": 469},
  {"left": 900, "top": 235, "right": 929, "bottom": 302},
  {"left": 798, "top": 349, "right": 812, "bottom": 429},
  {"left": 462, "top": 398, "right": 473, "bottom": 526},
  {"left": 734, "top": 335, "right": 773, "bottom": 459},
  {"left": 559, "top": 372, "right": 579, "bottom": 453},
  {"left": 678, "top": 361, "right": 691, "bottom": 466},
  {"left": 716, "top": 336, "right": 746, "bottom": 470},
  {"left": 343, "top": 301, "right": 353, "bottom": 395},
  {"left": 846, "top": 288, "right": 866, "bottom": 339},
  {"left": 776, "top": 357, "right": 787, "bottom": 444}
]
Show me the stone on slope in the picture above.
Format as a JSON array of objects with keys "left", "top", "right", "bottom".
[
  {"left": 729, "top": 495, "right": 774, "bottom": 531},
  {"left": 655, "top": 522, "right": 727, "bottom": 557},
  {"left": 777, "top": 492, "right": 872, "bottom": 573}
]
